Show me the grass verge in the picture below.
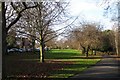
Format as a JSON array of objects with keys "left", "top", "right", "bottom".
[{"left": 4, "top": 49, "right": 101, "bottom": 78}]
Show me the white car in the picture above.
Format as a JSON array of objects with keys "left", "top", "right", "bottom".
[{"left": 7, "top": 48, "right": 22, "bottom": 53}]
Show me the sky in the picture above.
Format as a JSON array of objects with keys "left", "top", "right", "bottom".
[
  {"left": 56, "top": 0, "right": 117, "bottom": 40},
  {"left": 68, "top": 0, "right": 115, "bottom": 30}
]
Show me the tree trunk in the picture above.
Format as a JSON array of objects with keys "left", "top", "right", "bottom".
[
  {"left": 32, "top": 38, "right": 35, "bottom": 52},
  {"left": 22, "top": 38, "right": 25, "bottom": 49},
  {"left": 86, "top": 45, "right": 90, "bottom": 57},
  {"left": 94, "top": 50, "right": 96, "bottom": 55},
  {"left": 82, "top": 48, "right": 85, "bottom": 54},
  {"left": 80, "top": 43, "right": 85, "bottom": 54},
  {"left": 2, "top": 2, "right": 7, "bottom": 79},
  {"left": 118, "top": 30, "right": 120, "bottom": 56},
  {"left": 39, "top": 35, "right": 45, "bottom": 63},
  {"left": 0, "top": 3, "right": 2, "bottom": 79},
  {"left": 39, "top": 41, "right": 45, "bottom": 63},
  {"left": 86, "top": 51, "right": 88, "bottom": 57},
  {"left": 118, "top": 2, "right": 120, "bottom": 56},
  {"left": 115, "top": 31, "right": 119, "bottom": 55}
]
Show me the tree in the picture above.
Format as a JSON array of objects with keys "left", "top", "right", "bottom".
[
  {"left": 26, "top": 2, "right": 71, "bottom": 62},
  {"left": 100, "top": 0, "right": 120, "bottom": 55},
  {"left": 112, "top": 24, "right": 119, "bottom": 55},
  {"left": 5, "top": 2, "right": 38, "bottom": 32},
  {"left": 100, "top": 30, "right": 115, "bottom": 53},
  {"left": 62, "top": 37, "right": 78, "bottom": 49},
  {"left": 2, "top": 3, "right": 38, "bottom": 78},
  {"left": 6, "top": 29, "right": 17, "bottom": 48},
  {"left": 69, "top": 22, "right": 102, "bottom": 57},
  {"left": 2, "top": 2, "right": 38, "bottom": 55},
  {"left": 8, "top": 1, "right": 73, "bottom": 63}
]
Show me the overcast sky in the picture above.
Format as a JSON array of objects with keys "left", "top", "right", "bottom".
[{"left": 68, "top": 0, "right": 115, "bottom": 30}]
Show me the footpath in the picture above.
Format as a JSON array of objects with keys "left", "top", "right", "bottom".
[{"left": 71, "top": 55, "right": 120, "bottom": 80}]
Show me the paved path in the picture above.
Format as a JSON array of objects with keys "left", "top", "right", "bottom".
[{"left": 71, "top": 55, "right": 120, "bottom": 80}]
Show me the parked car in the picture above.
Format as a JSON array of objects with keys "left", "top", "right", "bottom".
[
  {"left": 7, "top": 48, "right": 22, "bottom": 53},
  {"left": 27, "top": 48, "right": 33, "bottom": 52},
  {"left": 19, "top": 48, "right": 26, "bottom": 52}
]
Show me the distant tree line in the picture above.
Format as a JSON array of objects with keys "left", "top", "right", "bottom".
[{"left": 58, "top": 22, "right": 116, "bottom": 57}]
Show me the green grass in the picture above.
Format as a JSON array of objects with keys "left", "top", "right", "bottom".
[
  {"left": 47, "top": 49, "right": 81, "bottom": 53},
  {"left": 45, "top": 49, "right": 101, "bottom": 78},
  {"left": 45, "top": 49, "right": 83, "bottom": 59},
  {"left": 5, "top": 49, "right": 101, "bottom": 78},
  {"left": 47, "top": 58, "right": 100, "bottom": 78}
]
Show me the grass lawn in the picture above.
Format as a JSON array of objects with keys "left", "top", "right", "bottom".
[{"left": 4, "top": 49, "right": 102, "bottom": 78}]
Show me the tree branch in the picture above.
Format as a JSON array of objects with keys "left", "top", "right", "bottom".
[
  {"left": 6, "top": 2, "right": 38, "bottom": 32},
  {"left": 43, "top": 16, "right": 79, "bottom": 40}
]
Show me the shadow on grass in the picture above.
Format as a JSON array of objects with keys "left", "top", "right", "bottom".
[
  {"left": 4, "top": 51, "right": 104, "bottom": 78},
  {"left": 4, "top": 57, "right": 100, "bottom": 79},
  {"left": 45, "top": 56, "right": 104, "bottom": 59},
  {"left": 48, "top": 63, "right": 93, "bottom": 78}
]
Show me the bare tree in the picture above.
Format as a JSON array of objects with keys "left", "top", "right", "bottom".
[
  {"left": 2, "top": 2, "right": 39, "bottom": 78},
  {"left": 9, "top": 1, "right": 75, "bottom": 63},
  {"left": 2, "top": 2, "right": 38, "bottom": 56},
  {"left": 69, "top": 22, "right": 102, "bottom": 57},
  {"left": 28, "top": 2, "right": 71, "bottom": 63},
  {"left": 112, "top": 23, "right": 119, "bottom": 55}
]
